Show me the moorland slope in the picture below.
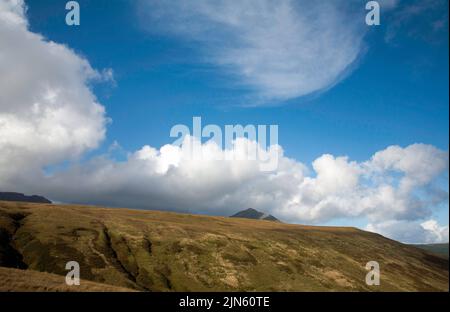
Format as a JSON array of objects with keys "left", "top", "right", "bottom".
[{"left": 0, "top": 201, "right": 448, "bottom": 291}]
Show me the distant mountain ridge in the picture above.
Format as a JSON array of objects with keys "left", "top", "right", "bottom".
[
  {"left": 230, "top": 208, "right": 279, "bottom": 222},
  {"left": 0, "top": 192, "right": 51, "bottom": 204},
  {"left": 411, "top": 243, "right": 449, "bottom": 259}
]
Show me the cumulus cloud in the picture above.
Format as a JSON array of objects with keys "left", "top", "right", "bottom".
[
  {"left": 366, "top": 219, "right": 449, "bottom": 244},
  {"left": 9, "top": 135, "right": 448, "bottom": 243},
  {"left": 0, "top": 0, "right": 109, "bottom": 185},
  {"left": 138, "top": 0, "right": 368, "bottom": 102}
]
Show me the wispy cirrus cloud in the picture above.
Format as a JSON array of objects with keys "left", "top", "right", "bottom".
[
  {"left": 384, "top": 0, "right": 449, "bottom": 43},
  {"left": 138, "top": 0, "right": 369, "bottom": 103}
]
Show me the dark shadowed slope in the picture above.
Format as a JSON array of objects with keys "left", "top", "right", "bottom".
[
  {"left": 0, "top": 192, "right": 51, "bottom": 204},
  {"left": 411, "top": 244, "right": 449, "bottom": 259},
  {"left": 0, "top": 201, "right": 448, "bottom": 292}
]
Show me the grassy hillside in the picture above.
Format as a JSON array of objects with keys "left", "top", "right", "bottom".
[
  {"left": 0, "top": 201, "right": 448, "bottom": 291},
  {"left": 0, "top": 267, "right": 134, "bottom": 292}
]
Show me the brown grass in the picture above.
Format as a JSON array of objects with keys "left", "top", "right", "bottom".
[
  {"left": 0, "top": 200, "right": 448, "bottom": 292},
  {"left": 0, "top": 267, "right": 135, "bottom": 292}
]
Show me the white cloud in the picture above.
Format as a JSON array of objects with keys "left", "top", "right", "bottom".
[
  {"left": 0, "top": 0, "right": 109, "bottom": 184},
  {"left": 138, "top": 0, "right": 367, "bottom": 102},
  {"left": 0, "top": 0, "right": 27, "bottom": 26},
  {"left": 9, "top": 136, "right": 448, "bottom": 243},
  {"left": 366, "top": 219, "right": 449, "bottom": 244},
  {"left": 421, "top": 219, "right": 449, "bottom": 243},
  {"left": 368, "top": 144, "right": 449, "bottom": 192}
]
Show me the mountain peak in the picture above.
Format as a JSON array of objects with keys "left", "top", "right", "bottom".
[{"left": 230, "top": 208, "right": 279, "bottom": 222}]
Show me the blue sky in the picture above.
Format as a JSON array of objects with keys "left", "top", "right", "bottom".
[
  {"left": 1, "top": 0, "right": 448, "bottom": 243},
  {"left": 26, "top": 0, "right": 448, "bottom": 163}
]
